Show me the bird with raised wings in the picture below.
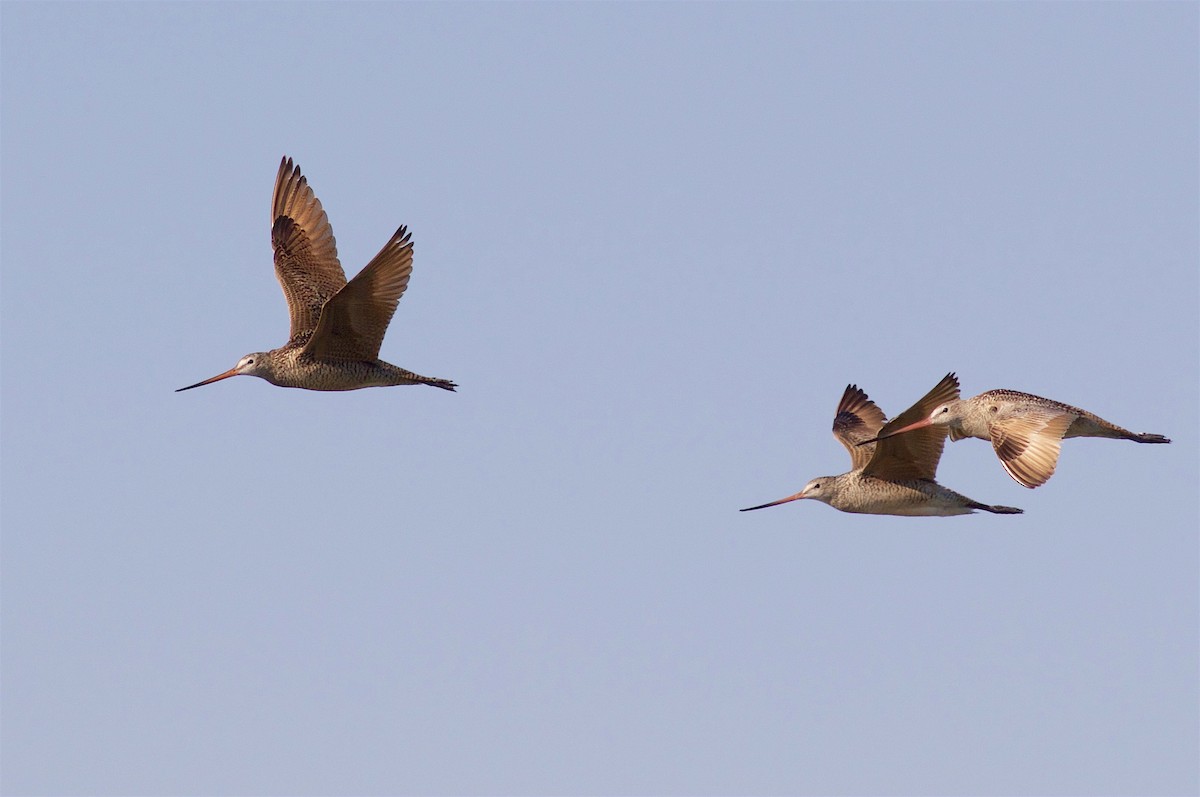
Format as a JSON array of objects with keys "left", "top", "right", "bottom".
[
  {"left": 741, "top": 374, "right": 1022, "bottom": 517},
  {"left": 858, "top": 375, "right": 1168, "bottom": 488},
  {"left": 178, "top": 157, "right": 456, "bottom": 393}
]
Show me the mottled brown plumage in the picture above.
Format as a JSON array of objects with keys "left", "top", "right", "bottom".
[
  {"left": 865, "top": 381, "right": 1170, "bottom": 488},
  {"left": 832, "top": 385, "right": 887, "bottom": 472},
  {"left": 741, "top": 374, "right": 1023, "bottom": 517},
  {"left": 178, "top": 157, "right": 455, "bottom": 393}
]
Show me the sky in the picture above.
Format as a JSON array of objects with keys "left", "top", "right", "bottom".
[{"left": 1, "top": 3, "right": 1196, "bottom": 796}]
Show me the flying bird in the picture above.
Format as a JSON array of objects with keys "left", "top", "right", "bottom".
[
  {"left": 741, "top": 374, "right": 1022, "bottom": 517},
  {"left": 178, "top": 157, "right": 456, "bottom": 393},
  {"left": 858, "top": 375, "right": 1169, "bottom": 488}
]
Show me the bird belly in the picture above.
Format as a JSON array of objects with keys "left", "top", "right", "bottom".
[
  {"left": 262, "top": 352, "right": 422, "bottom": 391},
  {"left": 260, "top": 353, "right": 378, "bottom": 391},
  {"left": 831, "top": 478, "right": 974, "bottom": 517}
]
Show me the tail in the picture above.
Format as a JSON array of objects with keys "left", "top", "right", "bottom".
[
  {"left": 973, "top": 502, "right": 1023, "bottom": 515},
  {"left": 421, "top": 376, "right": 457, "bottom": 392},
  {"left": 1066, "top": 411, "right": 1169, "bottom": 443},
  {"left": 387, "top": 366, "right": 457, "bottom": 391}
]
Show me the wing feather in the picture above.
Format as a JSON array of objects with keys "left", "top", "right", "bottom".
[
  {"left": 271, "top": 157, "right": 346, "bottom": 342},
  {"left": 990, "top": 410, "right": 1074, "bottom": 488},
  {"left": 304, "top": 226, "right": 414, "bottom": 361},
  {"left": 865, "top": 373, "right": 960, "bottom": 481},
  {"left": 832, "top": 385, "right": 888, "bottom": 472}
]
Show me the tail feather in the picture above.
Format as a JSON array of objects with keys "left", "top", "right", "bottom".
[
  {"left": 975, "top": 503, "right": 1023, "bottom": 515},
  {"left": 389, "top": 365, "right": 457, "bottom": 391}
]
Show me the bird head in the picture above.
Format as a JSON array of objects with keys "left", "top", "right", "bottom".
[
  {"left": 740, "top": 477, "right": 837, "bottom": 512},
  {"left": 176, "top": 352, "right": 271, "bottom": 392}
]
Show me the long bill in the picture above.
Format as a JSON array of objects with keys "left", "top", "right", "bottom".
[
  {"left": 856, "top": 416, "right": 933, "bottom": 446},
  {"left": 176, "top": 368, "right": 239, "bottom": 392},
  {"left": 740, "top": 491, "right": 806, "bottom": 512}
]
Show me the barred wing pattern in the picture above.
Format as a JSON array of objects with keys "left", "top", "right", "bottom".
[{"left": 271, "top": 157, "right": 347, "bottom": 343}]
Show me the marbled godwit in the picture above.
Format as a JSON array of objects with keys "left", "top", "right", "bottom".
[
  {"left": 860, "top": 376, "right": 1169, "bottom": 488},
  {"left": 741, "top": 374, "right": 1022, "bottom": 517},
  {"left": 177, "top": 157, "right": 456, "bottom": 393}
]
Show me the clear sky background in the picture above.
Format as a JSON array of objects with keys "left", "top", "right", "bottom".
[{"left": 2, "top": 4, "right": 1196, "bottom": 796}]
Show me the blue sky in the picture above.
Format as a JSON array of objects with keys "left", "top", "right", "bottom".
[{"left": 2, "top": 3, "right": 1196, "bottom": 795}]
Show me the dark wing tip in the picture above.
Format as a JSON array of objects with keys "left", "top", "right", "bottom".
[{"left": 832, "top": 383, "right": 888, "bottom": 452}]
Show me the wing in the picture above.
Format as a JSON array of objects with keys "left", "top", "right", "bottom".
[
  {"left": 990, "top": 409, "right": 1075, "bottom": 488},
  {"left": 271, "top": 157, "right": 347, "bottom": 342},
  {"left": 303, "top": 226, "right": 414, "bottom": 361},
  {"left": 832, "top": 384, "right": 888, "bottom": 472},
  {"left": 865, "top": 373, "right": 960, "bottom": 481}
]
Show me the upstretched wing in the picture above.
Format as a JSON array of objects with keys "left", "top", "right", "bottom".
[
  {"left": 303, "top": 226, "right": 414, "bottom": 362},
  {"left": 865, "top": 373, "right": 960, "bottom": 481},
  {"left": 832, "top": 384, "right": 888, "bottom": 472},
  {"left": 271, "top": 157, "right": 347, "bottom": 342}
]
